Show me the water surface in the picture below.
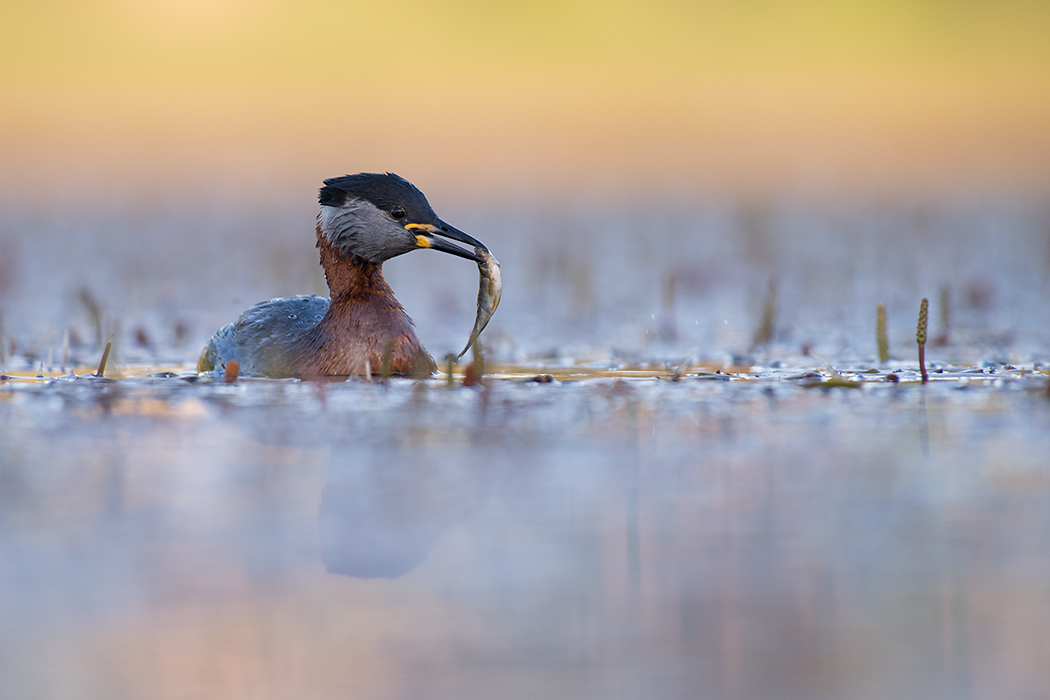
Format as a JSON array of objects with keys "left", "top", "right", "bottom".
[{"left": 2, "top": 197, "right": 1050, "bottom": 699}]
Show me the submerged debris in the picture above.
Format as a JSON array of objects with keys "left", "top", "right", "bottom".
[{"left": 803, "top": 376, "right": 862, "bottom": 389}]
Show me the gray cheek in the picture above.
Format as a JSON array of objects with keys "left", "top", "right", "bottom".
[{"left": 322, "top": 201, "right": 409, "bottom": 263}]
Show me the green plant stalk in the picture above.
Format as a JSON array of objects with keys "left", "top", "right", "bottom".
[
  {"left": 939, "top": 285, "right": 950, "bottom": 342},
  {"left": 445, "top": 353, "right": 456, "bottom": 388},
  {"left": 876, "top": 302, "right": 890, "bottom": 363},
  {"left": 96, "top": 336, "right": 113, "bottom": 377},
  {"left": 61, "top": 329, "right": 69, "bottom": 373},
  {"left": 917, "top": 298, "right": 929, "bottom": 384},
  {"left": 751, "top": 278, "right": 777, "bottom": 349}
]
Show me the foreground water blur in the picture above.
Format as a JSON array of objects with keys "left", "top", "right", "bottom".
[{"left": 2, "top": 196, "right": 1050, "bottom": 699}]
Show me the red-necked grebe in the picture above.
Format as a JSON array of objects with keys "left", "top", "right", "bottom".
[{"left": 198, "top": 172, "right": 497, "bottom": 378}]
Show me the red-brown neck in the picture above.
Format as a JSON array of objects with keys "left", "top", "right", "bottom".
[
  {"left": 305, "top": 222, "right": 434, "bottom": 376},
  {"left": 315, "top": 222, "right": 394, "bottom": 301}
]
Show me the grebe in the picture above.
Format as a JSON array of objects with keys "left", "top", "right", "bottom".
[{"left": 197, "top": 172, "right": 493, "bottom": 378}]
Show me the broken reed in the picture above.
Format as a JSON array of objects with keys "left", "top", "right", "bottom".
[
  {"left": 916, "top": 298, "right": 929, "bottom": 384},
  {"left": 95, "top": 336, "right": 114, "bottom": 377},
  {"left": 876, "top": 302, "right": 890, "bottom": 363}
]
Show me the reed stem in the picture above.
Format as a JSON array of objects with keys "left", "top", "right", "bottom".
[
  {"left": 876, "top": 302, "right": 890, "bottom": 363},
  {"left": 95, "top": 336, "right": 114, "bottom": 377}
]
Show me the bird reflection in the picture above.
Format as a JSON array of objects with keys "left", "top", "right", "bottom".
[{"left": 319, "top": 447, "right": 488, "bottom": 579}]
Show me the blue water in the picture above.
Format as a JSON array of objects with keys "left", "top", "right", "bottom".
[{"left": 2, "top": 196, "right": 1050, "bottom": 699}]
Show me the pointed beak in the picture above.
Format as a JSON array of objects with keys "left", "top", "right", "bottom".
[{"left": 406, "top": 222, "right": 487, "bottom": 262}]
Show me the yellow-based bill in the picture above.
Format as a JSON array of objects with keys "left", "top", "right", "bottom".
[{"left": 458, "top": 247, "right": 502, "bottom": 359}]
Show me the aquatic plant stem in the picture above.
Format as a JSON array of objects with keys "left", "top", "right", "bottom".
[
  {"left": 96, "top": 336, "right": 114, "bottom": 377},
  {"left": 445, "top": 354, "right": 456, "bottom": 388},
  {"left": 935, "top": 285, "right": 951, "bottom": 346},
  {"left": 917, "top": 298, "right": 929, "bottom": 384},
  {"left": 876, "top": 302, "right": 890, "bottom": 363},
  {"left": 751, "top": 278, "right": 777, "bottom": 350},
  {"left": 61, "top": 329, "right": 69, "bottom": 373},
  {"left": 79, "top": 288, "right": 104, "bottom": 349}
]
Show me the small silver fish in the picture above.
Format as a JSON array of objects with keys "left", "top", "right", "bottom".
[{"left": 458, "top": 247, "right": 503, "bottom": 359}]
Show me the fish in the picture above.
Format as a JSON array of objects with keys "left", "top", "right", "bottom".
[{"left": 458, "top": 247, "right": 503, "bottom": 359}]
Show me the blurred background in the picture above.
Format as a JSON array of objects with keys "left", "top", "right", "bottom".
[
  {"left": 3, "top": 0, "right": 1050, "bottom": 203},
  {"left": 2, "top": 0, "right": 1049, "bottom": 364}
]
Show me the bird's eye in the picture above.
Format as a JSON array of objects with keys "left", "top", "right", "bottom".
[{"left": 390, "top": 207, "right": 406, "bottom": 219}]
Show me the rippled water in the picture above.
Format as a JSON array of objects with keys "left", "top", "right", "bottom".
[{"left": 2, "top": 196, "right": 1050, "bottom": 699}]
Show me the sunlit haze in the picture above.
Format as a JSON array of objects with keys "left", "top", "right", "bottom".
[{"left": 3, "top": 0, "right": 1049, "bottom": 202}]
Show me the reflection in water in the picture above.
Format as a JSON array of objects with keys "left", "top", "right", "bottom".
[
  {"left": 2, "top": 363, "right": 1050, "bottom": 699},
  {"left": 2, "top": 180, "right": 1050, "bottom": 699},
  {"left": 320, "top": 447, "right": 487, "bottom": 578}
]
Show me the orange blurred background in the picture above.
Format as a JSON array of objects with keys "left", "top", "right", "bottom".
[{"left": 2, "top": 0, "right": 1049, "bottom": 204}]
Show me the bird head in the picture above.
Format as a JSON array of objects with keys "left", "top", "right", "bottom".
[{"left": 318, "top": 172, "right": 485, "bottom": 264}]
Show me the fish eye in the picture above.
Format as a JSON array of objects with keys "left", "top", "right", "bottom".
[{"left": 390, "top": 207, "right": 406, "bottom": 219}]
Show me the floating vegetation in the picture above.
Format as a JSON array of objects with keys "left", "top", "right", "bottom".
[
  {"left": 803, "top": 375, "right": 862, "bottom": 389},
  {"left": 917, "top": 298, "right": 929, "bottom": 384},
  {"left": 2, "top": 356, "right": 1044, "bottom": 393}
]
